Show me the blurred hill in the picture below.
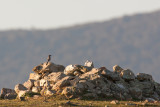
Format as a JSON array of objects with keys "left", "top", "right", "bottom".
[{"left": 0, "top": 10, "right": 160, "bottom": 89}]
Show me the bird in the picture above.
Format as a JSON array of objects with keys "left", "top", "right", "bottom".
[{"left": 46, "top": 55, "right": 51, "bottom": 65}]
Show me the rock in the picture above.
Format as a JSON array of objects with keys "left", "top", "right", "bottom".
[
  {"left": 154, "top": 82, "right": 160, "bottom": 95},
  {"left": 64, "top": 65, "right": 76, "bottom": 76},
  {"left": 29, "top": 73, "right": 41, "bottom": 80},
  {"left": 151, "top": 92, "right": 160, "bottom": 100},
  {"left": 129, "top": 87, "right": 142, "bottom": 100},
  {"left": 52, "top": 76, "right": 74, "bottom": 90},
  {"left": 84, "top": 60, "right": 94, "bottom": 68},
  {"left": 4, "top": 93, "right": 17, "bottom": 100},
  {"left": 45, "top": 89, "right": 56, "bottom": 96},
  {"left": 125, "top": 103, "right": 136, "bottom": 106},
  {"left": 40, "top": 86, "right": 55, "bottom": 96},
  {"left": 101, "top": 69, "right": 120, "bottom": 81},
  {"left": 17, "top": 90, "right": 30, "bottom": 99},
  {"left": 46, "top": 72, "right": 66, "bottom": 83},
  {"left": 32, "top": 62, "right": 65, "bottom": 76},
  {"left": 84, "top": 60, "right": 94, "bottom": 71},
  {"left": 145, "top": 98, "right": 156, "bottom": 103},
  {"left": 113, "top": 65, "right": 123, "bottom": 73},
  {"left": 137, "top": 73, "right": 153, "bottom": 81},
  {"left": 32, "top": 86, "right": 41, "bottom": 93},
  {"left": 74, "top": 65, "right": 89, "bottom": 73},
  {"left": 40, "top": 79, "right": 50, "bottom": 87},
  {"left": 83, "top": 93, "right": 97, "bottom": 98},
  {"left": 0, "top": 88, "right": 16, "bottom": 99},
  {"left": 64, "top": 64, "right": 89, "bottom": 76},
  {"left": 120, "top": 69, "right": 135, "bottom": 81},
  {"left": 14, "top": 84, "right": 27, "bottom": 94},
  {"left": 110, "top": 100, "right": 119, "bottom": 104},
  {"left": 23, "top": 79, "right": 34, "bottom": 90},
  {"left": 34, "top": 80, "right": 40, "bottom": 87},
  {"left": 33, "top": 95, "right": 41, "bottom": 99},
  {"left": 61, "top": 86, "right": 74, "bottom": 98}
]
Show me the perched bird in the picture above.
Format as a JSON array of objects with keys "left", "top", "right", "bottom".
[{"left": 46, "top": 55, "right": 51, "bottom": 65}]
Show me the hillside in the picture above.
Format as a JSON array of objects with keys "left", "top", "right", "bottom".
[{"left": 0, "top": 10, "right": 160, "bottom": 89}]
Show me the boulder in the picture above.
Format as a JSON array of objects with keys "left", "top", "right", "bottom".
[
  {"left": 113, "top": 65, "right": 123, "bottom": 73},
  {"left": 52, "top": 76, "right": 74, "bottom": 90},
  {"left": 23, "top": 79, "right": 34, "bottom": 90},
  {"left": 29, "top": 73, "right": 41, "bottom": 80},
  {"left": 64, "top": 65, "right": 76, "bottom": 76},
  {"left": 40, "top": 79, "right": 50, "bottom": 87},
  {"left": 64, "top": 64, "right": 89, "bottom": 76},
  {"left": 4, "top": 93, "right": 17, "bottom": 100},
  {"left": 18, "top": 90, "right": 30, "bottom": 99},
  {"left": 137, "top": 73, "right": 153, "bottom": 81},
  {"left": 120, "top": 69, "right": 135, "bottom": 81},
  {"left": 33, "top": 62, "right": 65, "bottom": 75},
  {"left": 101, "top": 69, "right": 120, "bottom": 81},
  {"left": 129, "top": 87, "right": 142, "bottom": 100},
  {"left": 154, "top": 82, "right": 160, "bottom": 95},
  {"left": 84, "top": 60, "right": 94, "bottom": 68},
  {"left": 46, "top": 72, "right": 66, "bottom": 83},
  {"left": 34, "top": 80, "right": 40, "bottom": 87},
  {"left": 84, "top": 60, "right": 94, "bottom": 71},
  {"left": 0, "top": 88, "right": 16, "bottom": 99},
  {"left": 83, "top": 93, "right": 97, "bottom": 98},
  {"left": 61, "top": 86, "right": 74, "bottom": 98},
  {"left": 32, "top": 86, "right": 41, "bottom": 93},
  {"left": 14, "top": 84, "right": 27, "bottom": 94},
  {"left": 40, "top": 86, "right": 55, "bottom": 96}
]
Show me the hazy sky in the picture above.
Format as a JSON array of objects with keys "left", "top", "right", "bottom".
[{"left": 0, "top": 0, "right": 160, "bottom": 30}]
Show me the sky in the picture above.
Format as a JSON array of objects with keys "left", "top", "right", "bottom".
[{"left": 0, "top": 0, "right": 160, "bottom": 30}]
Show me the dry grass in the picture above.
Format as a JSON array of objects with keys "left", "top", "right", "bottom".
[{"left": 0, "top": 96, "right": 160, "bottom": 107}]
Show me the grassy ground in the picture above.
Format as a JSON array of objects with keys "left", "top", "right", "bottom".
[{"left": 0, "top": 96, "right": 160, "bottom": 107}]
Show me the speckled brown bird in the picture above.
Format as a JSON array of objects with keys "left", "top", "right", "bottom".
[{"left": 46, "top": 55, "right": 51, "bottom": 65}]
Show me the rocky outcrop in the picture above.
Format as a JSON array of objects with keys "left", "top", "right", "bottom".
[{"left": 1, "top": 60, "right": 160, "bottom": 101}]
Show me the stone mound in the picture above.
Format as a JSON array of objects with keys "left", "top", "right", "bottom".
[{"left": 1, "top": 60, "right": 160, "bottom": 101}]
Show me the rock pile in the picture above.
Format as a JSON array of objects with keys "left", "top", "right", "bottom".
[{"left": 1, "top": 60, "right": 160, "bottom": 101}]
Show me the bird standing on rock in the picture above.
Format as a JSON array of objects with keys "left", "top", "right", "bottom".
[{"left": 46, "top": 55, "right": 51, "bottom": 65}]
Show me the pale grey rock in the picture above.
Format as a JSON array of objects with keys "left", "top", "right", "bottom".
[
  {"left": 84, "top": 60, "right": 94, "bottom": 68},
  {"left": 14, "top": 84, "right": 27, "bottom": 94},
  {"left": 18, "top": 90, "right": 30, "bottom": 99},
  {"left": 40, "top": 79, "right": 50, "bottom": 87},
  {"left": 29, "top": 73, "right": 41, "bottom": 80},
  {"left": 64, "top": 65, "right": 76, "bottom": 76},
  {"left": 34, "top": 80, "right": 40, "bottom": 87},
  {"left": 47, "top": 72, "right": 66, "bottom": 83},
  {"left": 52, "top": 76, "right": 74, "bottom": 90},
  {"left": 137, "top": 73, "right": 153, "bottom": 81},
  {"left": 113, "top": 65, "right": 123, "bottom": 73},
  {"left": 120, "top": 69, "right": 135, "bottom": 81},
  {"left": 32, "top": 86, "right": 41, "bottom": 93},
  {"left": 23, "top": 79, "right": 34, "bottom": 90}
]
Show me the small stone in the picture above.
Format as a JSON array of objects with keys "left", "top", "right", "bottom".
[
  {"left": 33, "top": 95, "right": 41, "bottom": 99},
  {"left": 110, "top": 100, "right": 119, "bottom": 104},
  {"left": 145, "top": 98, "right": 155, "bottom": 103}
]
